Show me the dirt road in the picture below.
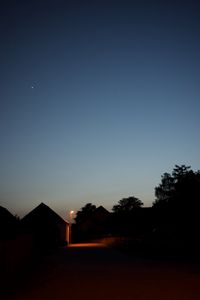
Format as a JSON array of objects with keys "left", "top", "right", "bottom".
[{"left": 4, "top": 243, "right": 200, "bottom": 300}]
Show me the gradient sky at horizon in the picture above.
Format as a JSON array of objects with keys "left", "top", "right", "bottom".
[{"left": 1, "top": 0, "right": 200, "bottom": 219}]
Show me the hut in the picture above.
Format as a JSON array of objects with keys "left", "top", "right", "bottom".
[{"left": 21, "top": 203, "right": 69, "bottom": 251}]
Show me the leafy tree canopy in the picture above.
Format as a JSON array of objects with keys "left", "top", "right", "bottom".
[
  {"left": 112, "top": 196, "right": 143, "bottom": 213},
  {"left": 74, "top": 203, "right": 96, "bottom": 224},
  {"left": 153, "top": 165, "right": 200, "bottom": 210}
]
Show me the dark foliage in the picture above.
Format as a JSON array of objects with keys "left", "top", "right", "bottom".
[
  {"left": 74, "top": 203, "right": 97, "bottom": 225},
  {"left": 153, "top": 165, "right": 200, "bottom": 212},
  {"left": 109, "top": 197, "right": 154, "bottom": 238},
  {"left": 112, "top": 196, "right": 143, "bottom": 213},
  {"left": 151, "top": 165, "right": 200, "bottom": 258},
  {"left": 73, "top": 204, "right": 111, "bottom": 242}
]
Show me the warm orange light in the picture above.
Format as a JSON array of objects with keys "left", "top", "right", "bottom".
[{"left": 69, "top": 243, "right": 105, "bottom": 248}]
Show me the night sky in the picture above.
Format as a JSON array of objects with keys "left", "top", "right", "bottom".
[{"left": 1, "top": 0, "right": 200, "bottom": 219}]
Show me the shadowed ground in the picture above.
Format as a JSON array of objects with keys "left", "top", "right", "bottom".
[{"left": 3, "top": 243, "right": 200, "bottom": 300}]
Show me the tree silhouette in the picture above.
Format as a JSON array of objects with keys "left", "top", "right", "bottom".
[
  {"left": 152, "top": 165, "right": 200, "bottom": 256},
  {"left": 153, "top": 164, "right": 200, "bottom": 211},
  {"left": 74, "top": 203, "right": 96, "bottom": 225},
  {"left": 153, "top": 172, "right": 175, "bottom": 208},
  {"left": 112, "top": 196, "right": 143, "bottom": 213}
]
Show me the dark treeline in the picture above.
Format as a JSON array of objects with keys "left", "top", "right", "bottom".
[
  {"left": 1, "top": 164, "right": 200, "bottom": 262},
  {"left": 2, "top": 164, "right": 200, "bottom": 292},
  {"left": 73, "top": 165, "right": 200, "bottom": 260}
]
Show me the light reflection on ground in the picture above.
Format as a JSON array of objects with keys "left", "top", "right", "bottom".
[
  {"left": 69, "top": 243, "right": 105, "bottom": 248},
  {"left": 7, "top": 241, "right": 200, "bottom": 300}
]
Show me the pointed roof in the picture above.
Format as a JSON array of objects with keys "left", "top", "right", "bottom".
[
  {"left": 95, "top": 206, "right": 110, "bottom": 214},
  {"left": 92, "top": 205, "right": 110, "bottom": 221},
  {"left": 0, "top": 206, "right": 17, "bottom": 225},
  {"left": 0, "top": 206, "right": 18, "bottom": 239},
  {"left": 21, "top": 203, "right": 68, "bottom": 226}
]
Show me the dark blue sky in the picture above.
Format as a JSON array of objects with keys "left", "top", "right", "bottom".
[{"left": 1, "top": 0, "right": 200, "bottom": 219}]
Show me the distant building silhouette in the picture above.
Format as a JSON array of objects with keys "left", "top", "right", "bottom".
[
  {"left": 0, "top": 206, "right": 18, "bottom": 240},
  {"left": 21, "top": 203, "right": 69, "bottom": 251},
  {"left": 91, "top": 206, "right": 111, "bottom": 234},
  {"left": 73, "top": 206, "right": 110, "bottom": 241}
]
